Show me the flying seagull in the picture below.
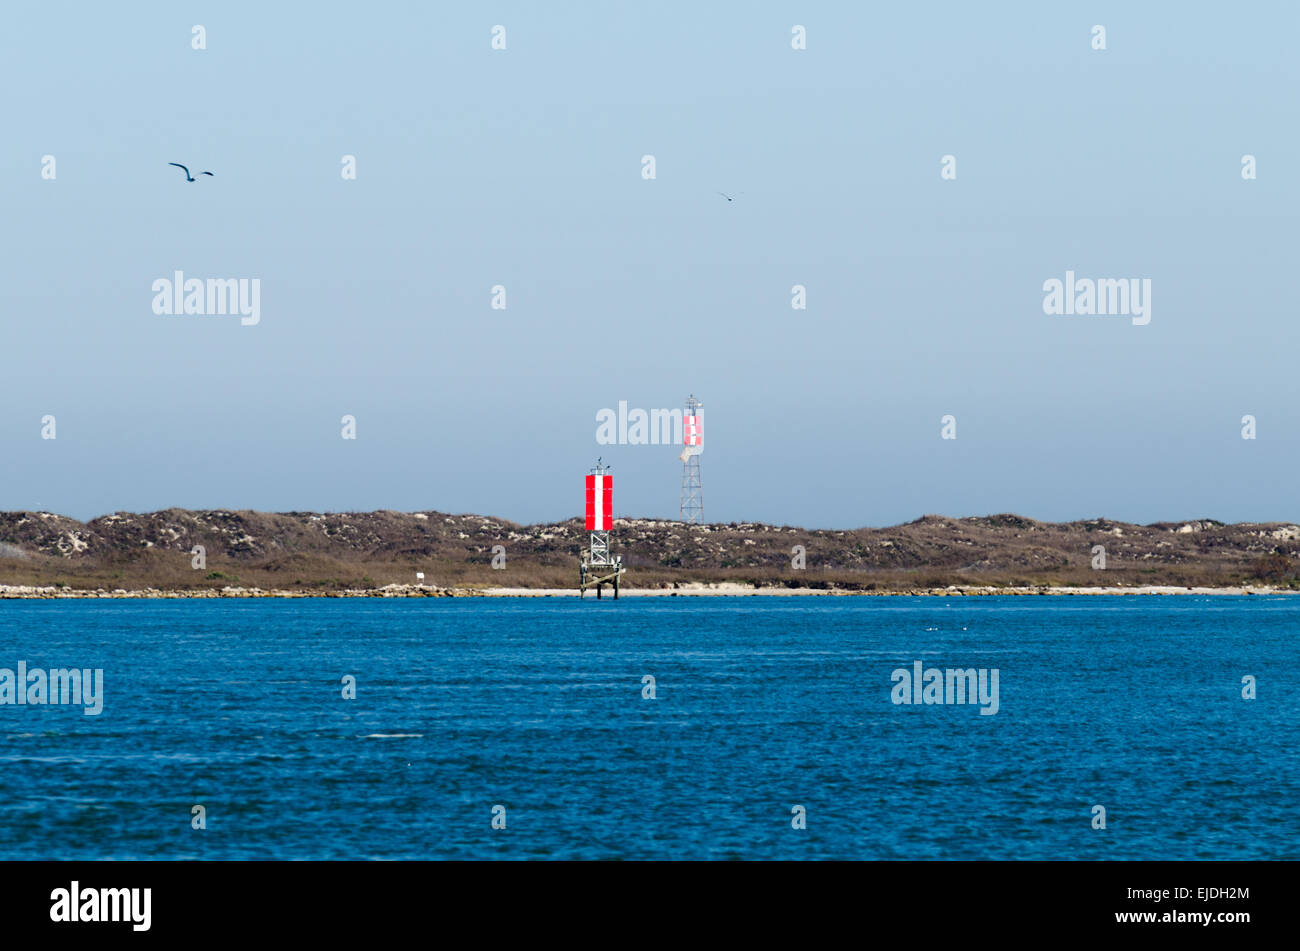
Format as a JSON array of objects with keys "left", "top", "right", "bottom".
[{"left": 168, "top": 163, "right": 214, "bottom": 182}]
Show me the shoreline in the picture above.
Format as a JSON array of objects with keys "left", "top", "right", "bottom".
[{"left": 0, "top": 582, "right": 1292, "bottom": 599}]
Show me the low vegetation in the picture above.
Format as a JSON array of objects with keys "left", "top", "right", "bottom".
[{"left": 0, "top": 509, "right": 1296, "bottom": 592}]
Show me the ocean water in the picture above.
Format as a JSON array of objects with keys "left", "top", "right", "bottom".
[{"left": 0, "top": 596, "right": 1295, "bottom": 860}]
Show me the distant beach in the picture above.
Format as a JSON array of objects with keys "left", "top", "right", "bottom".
[{"left": 1, "top": 582, "right": 1292, "bottom": 599}]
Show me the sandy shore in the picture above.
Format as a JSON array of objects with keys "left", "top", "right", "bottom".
[
  {"left": 0, "top": 582, "right": 1291, "bottom": 599},
  {"left": 483, "top": 583, "right": 1290, "bottom": 597}
]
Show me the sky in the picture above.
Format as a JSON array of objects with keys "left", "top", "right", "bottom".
[{"left": 1, "top": 2, "right": 1297, "bottom": 528}]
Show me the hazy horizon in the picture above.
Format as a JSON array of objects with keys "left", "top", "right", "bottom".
[{"left": 4, "top": 2, "right": 1297, "bottom": 527}]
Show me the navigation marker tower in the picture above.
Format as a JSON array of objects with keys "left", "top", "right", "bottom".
[
  {"left": 679, "top": 395, "right": 703, "bottom": 524},
  {"left": 580, "top": 458, "right": 624, "bottom": 598}
]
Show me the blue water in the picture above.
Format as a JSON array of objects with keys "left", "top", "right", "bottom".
[{"left": 0, "top": 596, "right": 1295, "bottom": 860}]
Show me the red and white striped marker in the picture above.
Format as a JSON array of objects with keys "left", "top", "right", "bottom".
[
  {"left": 684, "top": 415, "right": 702, "bottom": 447},
  {"left": 585, "top": 474, "right": 612, "bottom": 531}
]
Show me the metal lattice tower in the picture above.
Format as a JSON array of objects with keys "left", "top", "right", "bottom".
[{"left": 680, "top": 395, "right": 703, "bottom": 523}]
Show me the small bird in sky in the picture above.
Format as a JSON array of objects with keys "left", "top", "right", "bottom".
[
  {"left": 716, "top": 191, "right": 735, "bottom": 202},
  {"left": 168, "top": 163, "right": 214, "bottom": 182}
]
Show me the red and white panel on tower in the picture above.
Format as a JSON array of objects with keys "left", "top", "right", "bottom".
[
  {"left": 683, "top": 415, "right": 702, "bottom": 447},
  {"left": 585, "top": 474, "right": 612, "bottom": 531}
]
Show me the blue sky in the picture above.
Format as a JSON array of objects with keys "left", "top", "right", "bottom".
[{"left": 1, "top": 2, "right": 1297, "bottom": 527}]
